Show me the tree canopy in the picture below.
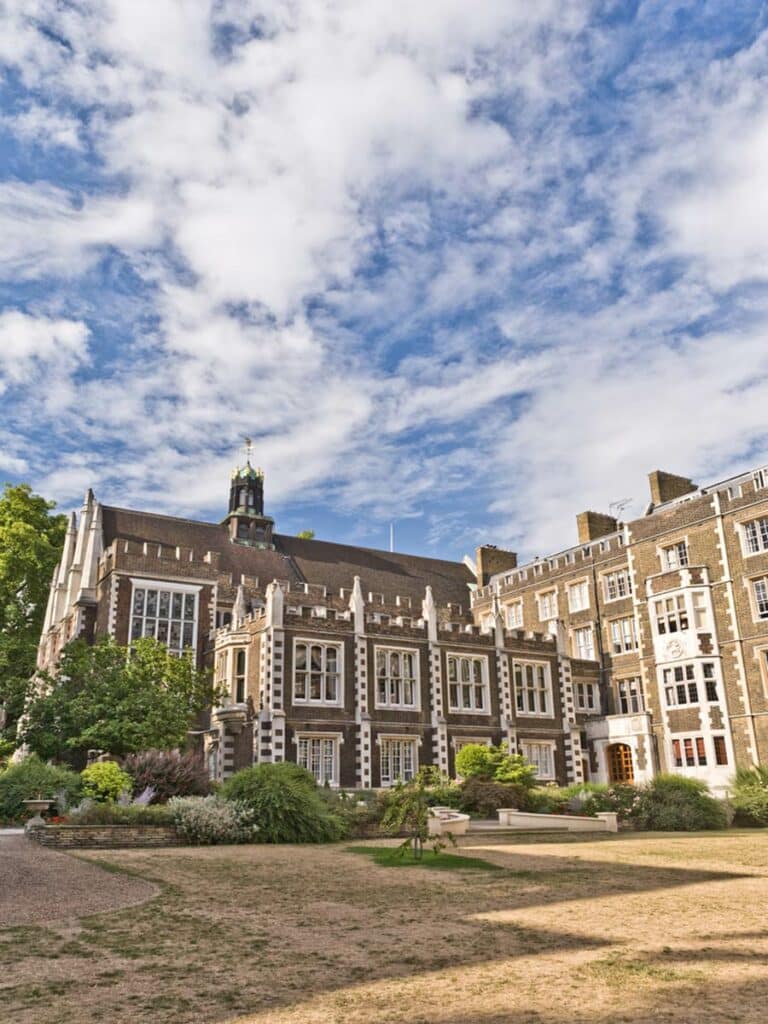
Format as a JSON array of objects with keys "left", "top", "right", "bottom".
[
  {"left": 20, "top": 637, "right": 215, "bottom": 768},
  {"left": 0, "top": 483, "right": 66, "bottom": 742}
]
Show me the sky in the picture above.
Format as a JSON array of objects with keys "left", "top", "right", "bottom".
[{"left": 1, "top": 1, "right": 768, "bottom": 563}]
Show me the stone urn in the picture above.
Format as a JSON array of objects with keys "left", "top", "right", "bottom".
[{"left": 23, "top": 797, "right": 54, "bottom": 831}]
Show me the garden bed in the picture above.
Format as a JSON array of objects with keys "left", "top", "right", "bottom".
[{"left": 26, "top": 824, "right": 183, "bottom": 849}]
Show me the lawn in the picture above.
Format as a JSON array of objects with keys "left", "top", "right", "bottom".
[{"left": 2, "top": 831, "right": 768, "bottom": 1023}]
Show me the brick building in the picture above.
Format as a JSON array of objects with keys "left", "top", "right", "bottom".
[
  {"left": 472, "top": 466, "right": 768, "bottom": 794},
  {"left": 34, "top": 457, "right": 768, "bottom": 794}
]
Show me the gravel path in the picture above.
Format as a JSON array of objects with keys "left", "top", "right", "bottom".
[{"left": 0, "top": 834, "right": 158, "bottom": 926}]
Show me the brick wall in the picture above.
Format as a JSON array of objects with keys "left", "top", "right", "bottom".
[{"left": 27, "top": 825, "right": 183, "bottom": 849}]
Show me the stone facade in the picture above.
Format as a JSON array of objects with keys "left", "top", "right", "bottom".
[{"left": 472, "top": 465, "right": 768, "bottom": 793}]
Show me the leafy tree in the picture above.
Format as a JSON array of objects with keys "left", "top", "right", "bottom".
[
  {"left": 0, "top": 484, "right": 66, "bottom": 742},
  {"left": 381, "top": 767, "right": 456, "bottom": 859},
  {"left": 20, "top": 637, "right": 215, "bottom": 768},
  {"left": 296, "top": 529, "right": 315, "bottom": 540},
  {"left": 455, "top": 743, "right": 538, "bottom": 787}
]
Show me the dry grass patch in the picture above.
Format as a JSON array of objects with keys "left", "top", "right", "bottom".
[{"left": 1, "top": 832, "right": 767, "bottom": 1023}]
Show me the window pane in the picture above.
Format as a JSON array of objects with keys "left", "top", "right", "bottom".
[
  {"left": 146, "top": 591, "right": 157, "bottom": 616},
  {"left": 133, "top": 589, "right": 145, "bottom": 615},
  {"left": 172, "top": 593, "right": 183, "bottom": 619}
]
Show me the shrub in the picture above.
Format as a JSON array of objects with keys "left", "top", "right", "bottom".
[
  {"left": 318, "top": 788, "right": 385, "bottom": 837},
  {"left": 221, "top": 764, "right": 343, "bottom": 843},
  {"left": 169, "top": 795, "right": 257, "bottom": 845},
  {"left": 730, "top": 766, "right": 768, "bottom": 826},
  {"left": 455, "top": 744, "right": 496, "bottom": 780},
  {"left": 425, "top": 781, "right": 463, "bottom": 808},
  {"left": 67, "top": 802, "right": 175, "bottom": 826},
  {"left": 632, "top": 774, "right": 727, "bottom": 832},
  {"left": 122, "top": 749, "right": 211, "bottom": 804},
  {"left": 560, "top": 782, "right": 638, "bottom": 821},
  {"left": 0, "top": 755, "right": 82, "bottom": 824},
  {"left": 455, "top": 743, "right": 538, "bottom": 787},
  {"left": 458, "top": 778, "right": 533, "bottom": 818},
  {"left": 81, "top": 762, "right": 134, "bottom": 803},
  {"left": 525, "top": 787, "right": 569, "bottom": 815}
]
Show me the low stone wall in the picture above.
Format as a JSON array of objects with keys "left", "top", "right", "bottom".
[
  {"left": 26, "top": 824, "right": 183, "bottom": 849},
  {"left": 497, "top": 809, "right": 618, "bottom": 833}
]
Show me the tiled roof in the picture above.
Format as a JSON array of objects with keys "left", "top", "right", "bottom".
[{"left": 101, "top": 507, "right": 473, "bottom": 607}]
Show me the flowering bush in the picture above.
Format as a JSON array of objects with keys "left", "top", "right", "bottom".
[
  {"left": 559, "top": 782, "right": 638, "bottom": 821},
  {"left": 81, "top": 762, "right": 134, "bottom": 803},
  {"left": 122, "top": 749, "right": 210, "bottom": 804},
  {"left": 169, "top": 795, "right": 257, "bottom": 845}
]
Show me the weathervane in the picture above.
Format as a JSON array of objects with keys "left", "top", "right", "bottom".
[{"left": 243, "top": 436, "right": 254, "bottom": 464}]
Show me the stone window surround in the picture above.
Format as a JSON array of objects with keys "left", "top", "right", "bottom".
[
  {"left": 373, "top": 644, "right": 421, "bottom": 711},
  {"left": 566, "top": 577, "right": 590, "bottom": 613},
  {"left": 536, "top": 586, "right": 559, "bottom": 622},
  {"left": 520, "top": 739, "right": 556, "bottom": 780},
  {"left": 574, "top": 680, "right": 600, "bottom": 713},
  {"left": 609, "top": 615, "right": 638, "bottom": 655},
  {"left": 293, "top": 730, "right": 344, "bottom": 788},
  {"left": 601, "top": 568, "right": 633, "bottom": 603},
  {"left": 128, "top": 576, "right": 201, "bottom": 656},
  {"left": 446, "top": 652, "right": 492, "bottom": 715},
  {"left": 504, "top": 599, "right": 524, "bottom": 629},
  {"left": 571, "top": 623, "right": 595, "bottom": 660},
  {"left": 376, "top": 733, "right": 421, "bottom": 787},
  {"left": 736, "top": 515, "right": 768, "bottom": 557},
  {"left": 658, "top": 537, "right": 690, "bottom": 571},
  {"left": 292, "top": 636, "right": 344, "bottom": 707},
  {"left": 513, "top": 659, "right": 553, "bottom": 718},
  {"left": 659, "top": 659, "right": 721, "bottom": 709}
]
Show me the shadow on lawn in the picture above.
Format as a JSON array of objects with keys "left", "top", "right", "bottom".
[{"left": 0, "top": 836, "right": 759, "bottom": 1024}]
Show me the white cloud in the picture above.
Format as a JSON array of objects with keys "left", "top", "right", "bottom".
[
  {"left": 1, "top": 3, "right": 768, "bottom": 560},
  {"left": 0, "top": 310, "right": 89, "bottom": 394}
]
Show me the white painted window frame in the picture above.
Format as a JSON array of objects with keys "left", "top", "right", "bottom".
[
  {"left": 374, "top": 645, "right": 421, "bottom": 711},
  {"left": 128, "top": 577, "right": 201, "bottom": 656},
  {"left": 295, "top": 731, "right": 342, "bottom": 787},
  {"left": 377, "top": 734, "right": 420, "bottom": 787},
  {"left": 292, "top": 637, "right": 344, "bottom": 707},
  {"left": 520, "top": 740, "right": 556, "bottom": 780},
  {"left": 446, "top": 652, "right": 491, "bottom": 715},
  {"left": 513, "top": 659, "right": 553, "bottom": 717},
  {"left": 567, "top": 578, "right": 590, "bottom": 613},
  {"left": 601, "top": 569, "right": 632, "bottom": 603}
]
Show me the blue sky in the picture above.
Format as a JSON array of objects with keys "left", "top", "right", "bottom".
[{"left": 1, "top": 1, "right": 768, "bottom": 562}]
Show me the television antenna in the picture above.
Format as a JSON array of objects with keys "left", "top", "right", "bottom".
[{"left": 609, "top": 497, "right": 633, "bottom": 518}]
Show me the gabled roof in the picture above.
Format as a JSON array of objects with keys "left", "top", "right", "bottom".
[{"left": 101, "top": 506, "right": 473, "bottom": 607}]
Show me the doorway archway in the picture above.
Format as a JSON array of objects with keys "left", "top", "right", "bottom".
[{"left": 607, "top": 743, "right": 634, "bottom": 783}]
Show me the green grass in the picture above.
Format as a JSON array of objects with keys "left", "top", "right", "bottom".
[{"left": 345, "top": 845, "right": 504, "bottom": 871}]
